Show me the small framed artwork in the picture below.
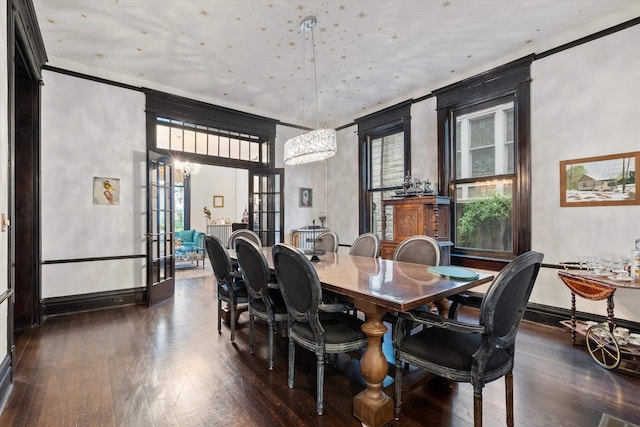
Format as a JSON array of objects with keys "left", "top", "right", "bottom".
[
  {"left": 299, "top": 187, "right": 312, "bottom": 207},
  {"left": 93, "top": 177, "right": 120, "bottom": 205},
  {"left": 560, "top": 151, "right": 639, "bottom": 207},
  {"left": 213, "top": 195, "right": 224, "bottom": 208}
]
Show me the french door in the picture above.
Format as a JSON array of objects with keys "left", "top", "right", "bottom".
[
  {"left": 147, "top": 152, "right": 175, "bottom": 305},
  {"left": 249, "top": 168, "right": 284, "bottom": 247}
]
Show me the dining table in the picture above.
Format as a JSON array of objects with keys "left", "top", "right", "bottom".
[{"left": 229, "top": 245, "right": 494, "bottom": 427}]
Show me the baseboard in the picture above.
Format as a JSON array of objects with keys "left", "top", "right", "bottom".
[
  {"left": 461, "top": 292, "right": 640, "bottom": 331},
  {"left": 42, "top": 287, "right": 147, "bottom": 317},
  {"left": 0, "top": 355, "right": 12, "bottom": 414}
]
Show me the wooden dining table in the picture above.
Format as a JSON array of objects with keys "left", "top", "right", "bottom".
[{"left": 230, "top": 246, "right": 494, "bottom": 427}]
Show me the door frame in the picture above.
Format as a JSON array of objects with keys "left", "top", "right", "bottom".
[{"left": 146, "top": 151, "right": 176, "bottom": 306}]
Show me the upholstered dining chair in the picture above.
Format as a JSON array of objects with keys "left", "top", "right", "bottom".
[
  {"left": 234, "top": 237, "right": 288, "bottom": 370},
  {"left": 271, "top": 243, "right": 368, "bottom": 415},
  {"left": 227, "top": 228, "right": 262, "bottom": 249},
  {"left": 204, "top": 234, "right": 248, "bottom": 342},
  {"left": 393, "top": 251, "right": 544, "bottom": 427},
  {"left": 393, "top": 235, "right": 450, "bottom": 317},
  {"left": 393, "top": 234, "right": 440, "bottom": 265},
  {"left": 349, "top": 232, "right": 380, "bottom": 258},
  {"left": 313, "top": 231, "right": 339, "bottom": 253}
]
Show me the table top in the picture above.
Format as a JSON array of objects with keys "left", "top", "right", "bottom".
[{"left": 230, "top": 246, "right": 493, "bottom": 313}]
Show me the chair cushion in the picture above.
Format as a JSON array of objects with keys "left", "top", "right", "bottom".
[
  {"left": 292, "top": 312, "right": 366, "bottom": 345},
  {"left": 401, "top": 327, "right": 511, "bottom": 372},
  {"left": 218, "top": 280, "right": 248, "bottom": 300}
]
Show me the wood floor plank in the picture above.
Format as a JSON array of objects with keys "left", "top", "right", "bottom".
[{"left": 2, "top": 274, "right": 640, "bottom": 426}]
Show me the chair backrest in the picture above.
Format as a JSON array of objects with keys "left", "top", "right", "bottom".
[
  {"left": 234, "top": 236, "right": 270, "bottom": 301},
  {"left": 314, "top": 231, "right": 339, "bottom": 253},
  {"left": 393, "top": 235, "right": 440, "bottom": 266},
  {"left": 204, "top": 234, "right": 234, "bottom": 283},
  {"left": 478, "top": 251, "right": 544, "bottom": 357},
  {"left": 349, "top": 233, "right": 380, "bottom": 258},
  {"left": 272, "top": 243, "right": 322, "bottom": 325},
  {"left": 228, "top": 229, "right": 262, "bottom": 249}
]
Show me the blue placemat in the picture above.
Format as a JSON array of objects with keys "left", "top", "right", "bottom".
[{"left": 428, "top": 266, "right": 479, "bottom": 280}]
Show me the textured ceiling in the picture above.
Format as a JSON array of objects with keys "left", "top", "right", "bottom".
[{"left": 33, "top": 0, "right": 640, "bottom": 129}]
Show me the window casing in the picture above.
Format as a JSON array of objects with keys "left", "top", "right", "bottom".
[
  {"left": 435, "top": 57, "right": 532, "bottom": 269},
  {"left": 356, "top": 101, "right": 412, "bottom": 235}
]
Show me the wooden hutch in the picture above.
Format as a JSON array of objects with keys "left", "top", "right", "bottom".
[{"left": 380, "top": 195, "right": 453, "bottom": 263}]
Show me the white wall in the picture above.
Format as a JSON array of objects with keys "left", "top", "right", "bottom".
[
  {"left": 530, "top": 25, "right": 640, "bottom": 321},
  {"left": 40, "top": 71, "right": 147, "bottom": 298},
  {"left": 275, "top": 125, "right": 328, "bottom": 243},
  {"left": 280, "top": 25, "right": 640, "bottom": 322},
  {"left": 189, "top": 165, "right": 248, "bottom": 232},
  {"left": 0, "top": 0, "right": 9, "bottom": 369}
]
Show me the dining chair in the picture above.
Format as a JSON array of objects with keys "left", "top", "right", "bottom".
[
  {"left": 349, "top": 232, "right": 380, "bottom": 258},
  {"left": 234, "top": 237, "right": 288, "bottom": 370},
  {"left": 204, "top": 234, "right": 248, "bottom": 342},
  {"left": 393, "top": 251, "right": 544, "bottom": 427},
  {"left": 271, "top": 243, "right": 368, "bottom": 415},
  {"left": 227, "top": 228, "right": 262, "bottom": 249},
  {"left": 393, "top": 235, "right": 450, "bottom": 317},
  {"left": 314, "top": 231, "right": 339, "bottom": 253}
]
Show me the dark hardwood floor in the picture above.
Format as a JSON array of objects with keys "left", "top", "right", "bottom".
[{"left": 2, "top": 273, "right": 640, "bottom": 426}]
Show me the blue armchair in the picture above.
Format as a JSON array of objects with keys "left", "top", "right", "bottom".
[{"left": 175, "top": 229, "right": 204, "bottom": 249}]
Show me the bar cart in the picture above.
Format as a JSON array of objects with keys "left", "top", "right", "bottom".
[{"left": 557, "top": 269, "right": 640, "bottom": 375}]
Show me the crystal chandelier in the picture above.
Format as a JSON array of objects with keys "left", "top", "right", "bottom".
[
  {"left": 175, "top": 161, "right": 201, "bottom": 176},
  {"left": 284, "top": 16, "right": 337, "bottom": 165}
]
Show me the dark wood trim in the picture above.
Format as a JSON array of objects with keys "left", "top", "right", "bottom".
[
  {"left": 535, "top": 16, "right": 640, "bottom": 60},
  {"left": 42, "top": 254, "right": 146, "bottom": 265},
  {"left": 42, "top": 65, "right": 141, "bottom": 92},
  {"left": 41, "top": 288, "right": 147, "bottom": 318},
  {"left": 9, "top": 0, "right": 47, "bottom": 81},
  {"left": 145, "top": 89, "right": 278, "bottom": 143},
  {"left": 435, "top": 56, "right": 533, "bottom": 267},
  {"left": 355, "top": 101, "right": 413, "bottom": 234},
  {"left": 0, "top": 355, "right": 12, "bottom": 411},
  {"left": 458, "top": 292, "right": 640, "bottom": 331}
]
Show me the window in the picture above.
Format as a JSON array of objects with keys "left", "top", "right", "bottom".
[
  {"left": 355, "top": 101, "right": 411, "bottom": 235},
  {"left": 369, "top": 129, "right": 406, "bottom": 237},
  {"left": 435, "top": 57, "right": 532, "bottom": 267},
  {"left": 174, "top": 169, "right": 186, "bottom": 231},
  {"left": 156, "top": 118, "right": 265, "bottom": 164}
]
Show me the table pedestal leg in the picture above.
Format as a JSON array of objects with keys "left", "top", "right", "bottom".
[{"left": 353, "top": 302, "right": 393, "bottom": 427}]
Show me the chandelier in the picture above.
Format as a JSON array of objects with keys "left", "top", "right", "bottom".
[
  {"left": 175, "top": 161, "right": 201, "bottom": 176},
  {"left": 284, "top": 16, "right": 337, "bottom": 165}
]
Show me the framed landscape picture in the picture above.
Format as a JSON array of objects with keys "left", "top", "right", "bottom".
[{"left": 560, "top": 151, "right": 639, "bottom": 207}]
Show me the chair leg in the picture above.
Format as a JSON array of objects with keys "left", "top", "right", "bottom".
[
  {"left": 394, "top": 355, "right": 403, "bottom": 420},
  {"left": 230, "top": 303, "right": 236, "bottom": 342},
  {"left": 288, "top": 336, "right": 295, "bottom": 389},
  {"left": 505, "top": 370, "right": 514, "bottom": 427},
  {"left": 217, "top": 299, "right": 222, "bottom": 334},
  {"left": 316, "top": 351, "right": 325, "bottom": 415},
  {"left": 473, "top": 390, "right": 482, "bottom": 427},
  {"left": 249, "top": 313, "right": 255, "bottom": 353},
  {"left": 267, "top": 319, "right": 275, "bottom": 370}
]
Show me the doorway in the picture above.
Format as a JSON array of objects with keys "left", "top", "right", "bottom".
[{"left": 9, "top": 1, "right": 47, "bottom": 330}]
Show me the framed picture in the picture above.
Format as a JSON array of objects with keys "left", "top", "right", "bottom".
[
  {"left": 93, "top": 177, "right": 120, "bottom": 205},
  {"left": 213, "top": 195, "right": 224, "bottom": 208},
  {"left": 299, "top": 187, "right": 312, "bottom": 207},
  {"left": 560, "top": 151, "right": 639, "bottom": 207}
]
